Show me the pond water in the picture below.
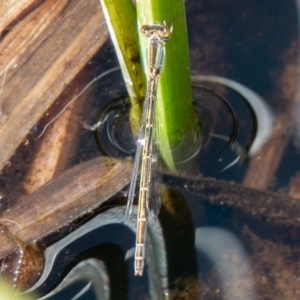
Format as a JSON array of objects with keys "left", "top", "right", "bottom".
[{"left": 0, "top": 0, "right": 300, "bottom": 299}]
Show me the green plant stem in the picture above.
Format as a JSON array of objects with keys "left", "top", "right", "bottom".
[
  {"left": 99, "top": 0, "right": 145, "bottom": 132},
  {"left": 99, "top": 0, "right": 201, "bottom": 170},
  {"left": 136, "top": 0, "right": 199, "bottom": 170}
]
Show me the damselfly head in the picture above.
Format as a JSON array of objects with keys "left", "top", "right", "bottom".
[{"left": 141, "top": 23, "right": 172, "bottom": 42}]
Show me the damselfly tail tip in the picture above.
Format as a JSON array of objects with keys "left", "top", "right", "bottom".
[
  {"left": 135, "top": 258, "right": 144, "bottom": 276},
  {"left": 135, "top": 269, "right": 143, "bottom": 276}
]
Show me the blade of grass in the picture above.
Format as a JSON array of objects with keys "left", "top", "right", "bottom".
[
  {"left": 99, "top": 0, "right": 144, "bottom": 132},
  {"left": 99, "top": 0, "right": 201, "bottom": 170},
  {"left": 137, "top": 0, "right": 201, "bottom": 170}
]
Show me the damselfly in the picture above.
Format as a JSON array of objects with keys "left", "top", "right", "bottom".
[{"left": 125, "top": 23, "right": 171, "bottom": 276}]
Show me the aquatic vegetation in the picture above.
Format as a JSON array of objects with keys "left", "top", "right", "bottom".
[{"left": 0, "top": 0, "right": 300, "bottom": 299}]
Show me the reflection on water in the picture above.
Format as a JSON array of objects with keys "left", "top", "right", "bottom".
[
  {"left": 24, "top": 206, "right": 167, "bottom": 299},
  {"left": 38, "top": 259, "right": 110, "bottom": 300},
  {"left": 0, "top": 0, "right": 300, "bottom": 299}
]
